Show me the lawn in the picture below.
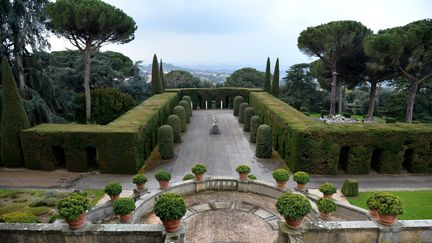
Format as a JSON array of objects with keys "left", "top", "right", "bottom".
[{"left": 347, "top": 190, "right": 432, "bottom": 220}]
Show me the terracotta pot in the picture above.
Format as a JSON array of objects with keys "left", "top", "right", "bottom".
[
  {"left": 110, "top": 194, "right": 120, "bottom": 201},
  {"left": 296, "top": 183, "right": 305, "bottom": 190},
  {"left": 162, "top": 219, "right": 181, "bottom": 232},
  {"left": 159, "top": 180, "right": 169, "bottom": 189},
  {"left": 319, "top": 212, "right": 331, "bottom": 220},
  {"left": 378, "top": 213, "right": 397, "bottom": 226},
  {"left": 369, "top": 209, "right": 378, "bottom": 218},
  {"left": 119, "top": 213, "right": 132, "bottom": 222},
  {"left": 66, "top": 213, "right": 85, "bottom": 230},
  {"left": 195, "top": 173, "right": 204, "bottom": 181},
  {"left": 239, "top": 173, "right": 248, "bottom": 181},
  {"left": 136, "top": 183, "right": 145, "bottom": 190},
  {"left": 285, "top": 217, "right": 303, "bottom": 229},
  {"left": 276, "top": 181, "right": 287, "bottom": 189},
  {"left": 323, "top": 193, "right": 333, "bottom": 199}
]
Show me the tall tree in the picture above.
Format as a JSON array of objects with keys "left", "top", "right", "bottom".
[
  {"left": 151, "top": 54, "right": 162, "bottom": 94},
  {"left": 271, "top": 58, "right": 280, "bottom": 97},
  {"left": 164, "top": 70, "right": 202, "bottom": 88},
  {"left": 160, "top": 59, "right": 165, "bottom": 91},
  {"left": 298, "top": 20, "right": 372, "bottom": 115},
  {"left": 45, "top": 0, "right": 136, "bottom": 123},
  {"left": 264, "top": 57, "right": 271, "bottom": 93},
  {"left": 225, "top": 68, "right": 265, "bottom": 88}
]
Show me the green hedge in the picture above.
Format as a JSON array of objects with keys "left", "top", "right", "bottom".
[
  {"left": 182, "top": 96, "right": 192, "bottom": 117},
  {"left": 250, "top": 115, "right": 261, "bottom": 143},
  {"left": 243, "top": 107, "right": 255, "bottom": 132},
  {"left": 238, "top": 102, "right": 249, "bottom": 124},
  {"left": 173, "top": 106, "right": 187, "bottom": 132},
  {"left": 178, "top": 100, "right": 190, "bottom": 123},
  {"left": 158, "top": 125, "right": 174, "bottom": 160},
  {"left": 233, "top": 96, "right": 244, "bottom": 116},
  {"left": 256, "top": 124, "right": 272, "bottom": 159},
  {"left": 167, "top": 115, "right": 181, "bottom": 143}
]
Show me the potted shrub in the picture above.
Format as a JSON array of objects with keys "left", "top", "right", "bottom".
[
  {"left": 191, "top": 163, "right": 207, "bottom": 181},
  {"left": 248, "top": 174, "right": 257, "bottom": 180},
  {"left": 319, "top": 183, "right": 337, "bottom": 198},
  {"left": 182, "top": 174, "right": 195, "bottom": 181},
  {"left": 366, "top": 193, "right": 381, "bottom": 218},
  {"left": 132, "top": 174, "right": 148, "bottom": 190},
  {"left": 293, "top": 171, "right": 310, "bottom": 190},
  {"left": 57, "top": 193, "right": 90, "bottom": 230},
  {"left": 155, "top": 170, "right": 171, "bottom": 189},
  {"left": 236, "top": 165, "right": 251, "bottom": 181},
  {"left": 154, "top": 193, "right": 186, "bottom": 232},
  {"left": 273, "top": 168, "right": 290, "bottom": 189},
  {"left": 104, "top": 181, "right": 122, "bottom": 201},
  {"left": 276, "top": 192, "right": 311, "bottom": 229},
  {"left": 317, "top": 198, "right": 336, "bottom": 220},
  {"left": 376, "top": 193, "right": 404, "bottom": 225},
  {"left": 113, "top": 197, "right": 136, "bottom": 222}
]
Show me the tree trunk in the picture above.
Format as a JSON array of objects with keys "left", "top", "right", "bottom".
[
  {"left": 405, "top": 80, "right": 419, "bottom": 123},
  {"left": 367, "top": 81, "right": 377, "bottom": 120},
  {"left": 338, "top": 80, "right": 343, "bottom": 114},
  {"left": 83, "top": 47, "right": 92, "bottom": 124},
  {"left": 330, "top": 70, "right": 337, "bottom": 115}
]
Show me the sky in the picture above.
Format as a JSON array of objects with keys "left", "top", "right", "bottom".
[{"left": 49, "top": 0, "right": 432, "bottom": 71}]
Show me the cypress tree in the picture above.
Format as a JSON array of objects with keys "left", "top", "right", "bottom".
[
  {"left": 160, "top": 59, "right": 165, "bottom": 91},
  {"left": 264, "top": 57, "right": 271, "bottom": 93},
  {"left": 1, "top": 58, "right": 30, "bottom": 167},
  {"left": 151, "top": 54, "right": 162, "bottom": 94},
  {"left": 271, "top": 58, "right": 280, "bottom": 97}
]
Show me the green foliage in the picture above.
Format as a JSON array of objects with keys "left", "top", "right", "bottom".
[
  {"left": 182, "top": 174, "right": 195, "bottom": 181},
  {"left": 113, "top": 197, "right": 135, "bottom": 215},
  {"left": 238, "top": 102, "right": 249, "bottom": 124},
  {"left": 27, "top": 206, "right": 50, "bottom": 216},
  {"left": 248, "top": 174, "right": 257, "bottom": 180},
  {"left": 366, "top": 193, "right": 381, "bottom": 210},
  {"left": 342, "top": 112, "right": 352, "bottom": 118},
  {"left": 155, "top": 169, "right": 171, "bottom": 182},
  {"left": 243, "top": 107, "right": 255, "bottom": 132},
  {"left": 191, "top": 163, "right": 207, "bottom": 175},
  {"left": 154, "top": 193, "right": 186, "bottom": 221},
  {"left": 341, "top": 178, "right": 358, "bottom": 197},
  {"left": 160, "top": 60, "right": 165, "bottom": 90},
  {"left": 317, "top": 198, "right": 337, "bottom": 213},
  {"left": 385, "top": 117, "right": 396, "bottom": 123},
  {"left": 165, "top": 70, "right": 203, "bottom": 88},
  {"left": 271, "top": 58, "right": 280, "bottom": 97},
  {"left": 376, "top": 193, "right": 404, "bottom": 215},
  {"left": 264, "top": 57, "right": 271, "bottom": 93},
  {"left": 256, "top": 124, "right": 272, "bottom": 159},
  {"left": 320, "top": 110, "right": 329, "bottom": 117},
  {"left": 158, "top": 125, "right": 174, "bottom": 160},
  {"left": 276, "top": 192, "right": 311, "bottom": 220},
  {"left": 233, "top": 96, "right": 244, "bottom": 116},
  {"left": 182, "top": 96, "right": 192, "bottom": 117},
  {"left": 250, "top": 115, "right": 261, "bottom": 143},
  {"left": 57, "top": 193, "right": 90, "bottom": 221},
  {"left": 132, "top": 174, "right": 148, "bottom": 185},
  {"left": 319, "top": 183, "right": 337, "bottom": 195},
  {"left": 293, "top": 171, "right": 310, "bottom": 185},
  {"left": 104, "top": 181, "right": 122, "bottom": 196},
  {"left": 151, "top": 54, "right": 162, "bottom": 94},
  {"left": 167, "top": 115, "right": 181, "bottom": 143},
  {"left": 0, "top": 211, "right": 40, "bottom": 223},
  {"left": 236, "top": 165, "right": 251, "bottom": 174},
  {"left": 179, "top": 100, "right": 190, "bottom": 123},
  {"left": 173, "top": 105, "right": 187, "bottom": 132},
  {"left": 273, "top": 168, "right": 290, "bottom": 182},
  {"left": 225, "top": 68, "right": 266, "bottom": 88},
  {"left": 49, "top": 214, "right": 63, "bottom": 223}
]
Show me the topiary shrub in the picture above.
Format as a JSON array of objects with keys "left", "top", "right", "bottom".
[
  {"left": 293, "top": 171, "right": 310, "bottom": 185},
  {"left": 276, "top": 192, "right": 311, "bottom": 220},
  {"left": 236, "top": 165, "right": 251, "bottom": 174},
  {"left": 233, "top": 96, "right": 244, "bottom": 116},
  {"left": 342, "top": 112, "right": 352, "bottom": 118},
  {"left": 0, "top": 211, "right": 39, "bottom": 223},
  {"left": 155, "top": 169, "right": 171, "bottom": 182},
  {"left": 178, "top": 100, "right": 190, "bottom": 123},
  {"left": 376, "top": 193, "right": 404, "bottom": 216},
  {"left": 158, "top": 125, "right": 174, "bottom": 160},
  {"left": 113, "top": 197, "right": 136, "bottom": 215},
  {"left": 173, "top": 105, "right": 187, "bottom": 132},
  {"left": 366, "top": 193, "right": 381, "bottom": 210},
  {"left": 132, "top": 174, "right": 148, "bottom": 185},
  {"left": 320, "top": 110, "right": 329, "bottom": 117},
  {"left": 256, "top": 124, "right": 272, "bottom": 159},
  {"left": 154, "top": 193, "right": 186, "bottom": 221},
  {"left": 243, "top": 107, "right": 255, "bottom": 132},
  {"left": 191, "top": 163, "right": 207, "bottom": 175},
  {"left": 250, "top": 115, "right": 261, "bottom": 143},
  {"left": 319, "top": 183, "right": 337, "bottom": 195},
  {"left": 182, "top": 96, "right": 192, "bottom": 116},
  {"left": 385, "top": 117, "right": 396, "bottom": 123},
  {"left": 167, "top": 115, "right": 181, "bottom": 143},
  {"left": 57, "top": 193, "right": 90, "bottom": 221},
  {"left": 248, "top": 174, "right": 257, "bottom": 180},
  {"left": 341, "top": 178, "right": 358, "bottom": 197},
  {"left": 238, "top": 102, "right": 249, "bottom": 124},
  {"left": 273, "top": 168, "right": 290, "bottom": 182},
  {"left": 317, "top": 198, "right": 336, "bottom": 213},
  {"left": 182, "top": 174, "right": 195, "bottom": 181},
  {"left": 104, "top": 181, "right": 122, "bottom": 196}
]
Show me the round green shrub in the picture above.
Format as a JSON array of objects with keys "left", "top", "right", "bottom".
[
  {"left": 319, "top": 183, "right": 337, "bottom": 195},
  {"left": 132, "top": 174, "right": 148, "bottom": 185},
  {"left": 250, "top": 115, "right": 261, "bottom": 143},
  {"left": 256, "top": 124, "right": 272, "bottom": 159},
  {"left": 317, "top": 198, "right": 336, "bottom": 213},
  {"left": 191, "top": 163, "right": 207, "bottom": 175},
  {"left": 243, "top": 107, "right": 255, "bottom": 132},
  {"left": 276, "top": 192, "right": 311, "bottom": 220},
  {"left": 179, "top": 100, "right": 191, "bottom": 123},
  {"left": 293, "top": 171, "right": 310, "bottom": 185},
  {"left": 0, "top": 211, "right": 39, "bottom": 223},
  {"left": 158, "top": 125, "right": 174, "bottom": 160},
  {"left": 155, "top": 169, "right": 171, "bottom": 182},
  {"left": 248, "top": 174, "right": 257, "bottom": 180},
  {"left": 273, "top": 168, "right": 290, "bottom": 182},
  {"left": 366, "top": 193, "right": 381, "bottom": 210},
  {"left": 173, "top": 106, "right": 187, "bottom": 132},
  {"left": 233, "top": 96, "right": 244, "bottom": 116},
  {"left": 154, "top": 193, "right": 186, "bottom": 221},
  {"left": 182, "top": 174, "right": 195, "bottom": 181},
  {"left": 235, "top": 165, "right": 251, "bottom": 174},
  {"left": 182, "top": 96, "right": 192, "bottom": 116},
  {"left": 57, "top": 193, "right": 90, "bottom": 221},
  {"left": 238, "top": 102, "right": 249, "bottom": 124},
  {"left": 113, "top": 197, "right": 136, "bottom": 215},
  {"left": 104, "top": 181, "right": 123, "bottom": 196},
  {"left": 167, "top": 115, "right": 181, "bottom": 143},
  {"left": 376, "top": 193, "right": 404, "bottom": 216}
]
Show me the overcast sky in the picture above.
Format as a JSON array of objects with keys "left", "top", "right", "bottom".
[{"left": 49, "top": 0, "right": 432, "bottom": 71}]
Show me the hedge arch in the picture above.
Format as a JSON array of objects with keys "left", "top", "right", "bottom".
[
  {"left": 173, "top": 106, "right": 187, "bottom": 132},
  {"left": 243, "top": 107, "right": 255, "bottom": 132},
  {"left": 238, "top": 102, "right": 249, "bottom": 124},
  {"left": 167, "top": 115, "right": 181, "bottom": 143},
  {"left": 250, "top": 115, "right": 261, "bottom": 143},
  {"left": 158, "top": 125, "right": 174, "bottom": 160},
  {"left": 233, "top": 96, "right": 244, "bottom": 116},
  {"left": 256, "top": 124, "right": 272, "bottom": 159},
  {"left": 178, "top": 100, "right": 190, "bottom": 123}
]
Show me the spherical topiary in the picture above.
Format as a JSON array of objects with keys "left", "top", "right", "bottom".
[
  {"left": 182, "top": 96, "right": 192, "bottom": 116},
  {"left": 154, "top": 193, "right": 186, "bottom": 221},
  {"left": 233, "top": 96, "right": 244, "bottom": 116},
  {"left": 104, "top": 181, "right": 123, "bottom": 196},
  {"left": 276, "top": 192, "right": 311, "bottom": 220},
  {"left": 113, "top": 197, "right": 136, "bottom": 215},
  {"left": 256, "top": 124, "right": 272, "bottom": 159},
  {"left": 167, "top": 115, "right": 181, "bottom": 143},
  {"left": 155, "top": 169, "right": 171, "bottom": 181},
  {"left": 317, "top": 198, "right": 336, "bottom": 213},
  {"left": 132, "top": 174, "right": 148, "bottom": 185},
  {"left": 173, "top": 106, "right": 187, "bottom": 132},
  {"left": 319, "top": 183, "right": 337, "bottom": 195},
  {"left": 182, "top": 174, "right": 195, "bottom": 181},
  {"left": 57, "top": 193, "right": 90, "bottom": 221},
  {"left": 250, "top": 115, "right": 261, "bottom": 143},
  {"left": 293, "top": 171, "right": 310, "bottom": 185},
  {"left": 376, "top": 193, "right": 404, "bottom": 216},
  {"left": 179, "top": 100, "right": 191, "bottom": 123},
  {"left": 238, "top": 102, "right": 249, "bottom": 124},
  {"left": 243, "top": 107, "right": 255, "bottom": 132},
  {"left": 273, "top": 168, "right": 290, "bottom": 182},
  {"left": 235, "top": 165, "right": 251, "bottom": 174},
  {"left": 158, "top": 125, "right": 174, "bottom": 160},
  {"left": 191, "top": 163, "right": 207, "bottom": 175}
]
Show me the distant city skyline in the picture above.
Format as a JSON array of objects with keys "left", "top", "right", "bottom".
[{"left": 49, "top": 0, "right": 432, "bottom": 71}]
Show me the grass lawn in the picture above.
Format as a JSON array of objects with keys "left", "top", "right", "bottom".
[{"left": 347, "top": 190, "right": 432, "bottom": 220}]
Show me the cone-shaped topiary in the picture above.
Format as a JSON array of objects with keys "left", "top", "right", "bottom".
[
  {"left": 250, "top": 115, "right": 261, "bottom": 143},
  {"left": 178, "top": 100, "right": 190, "bottom": 123},
  {"left": 151, "top": 54, "right": 162, "bottom": 94},
  {"left": 271, "top": 58, "right": 279, "bottom": 97},
  {"left": 167, "top": 115, "right": 181, "bottom": 143},
  {"left": 238, "top": 102, "right": 249, "bottom": 124},
  {"left": 182, "top": 96, "right": 192, "bottom": 116},
  {"left": 1, "top": 58, "right": 30, "bottom": 167},
  {"left": 256, "top": 124, "right": 272, "bottom": 159},
  {"left": 158, "top": 125, "right": 174, "bottom": 160},
  {"left": 233, "top": 96, "right": 244, "bottom": 116},
  {"left": 243, "top": 107, "right": 255, "bottom": 132},
  {"left": 264, "top": 57, "right": 271, "bottom": 93},
  {"left": 173, "top": 106, "right": 187, "bottom": 132},
  {"left": 160, "top": 59, "right": 165, "bottom": 91}
]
